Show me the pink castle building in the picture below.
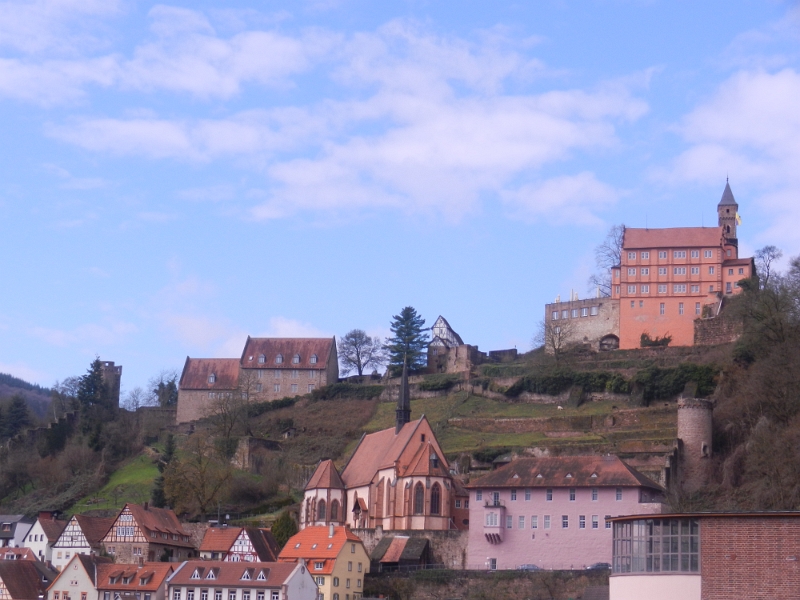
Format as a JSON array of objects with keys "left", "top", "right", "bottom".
[{"left": 466, "top": 455, "right": 664, "bottom": 570}]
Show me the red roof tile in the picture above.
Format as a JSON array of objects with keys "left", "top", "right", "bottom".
[
  {"left": 169, "top": 561, "right": 298, "bottom": 588},
  {"left": 114, "top": 504, "right": 193, "bottom": 548},
  {"left": 38, "top": 518, "right": 67, "bottom": 543},
  {"left": 74, "top": 515, "right": 115, "bottom": 545},
  {"left": 199, "top": 527, "right": 241, "bottom": 552},
  {"left": 97, "top": 563, "right": 173, "bottom": 592},
  {"left": 0, "top": 561, "right": 52, "bottom": 600},
  {"left": 466, "top": 455, "right": 663, "bottom": 490},
  {"left": 401, "top": 443, "right": 448, "bottom": 478},
  {"left": 623, "top": 227, "right": 724, "bottom": 250},
  {"left": 305, "top": 460, "right": 345, "bottom": 491},
  {"left": 2, "top": 548, "right": 36, "bottom": 561},
  {"left": 380, "top": 537, "right": 408, "bottom": 563},
  {"left": 179, "top": 358, "right": 240, "bottom": 391},
  {"left": 240, "top": 338, "right": 334, "bottom": 370},
  {"left": 278, "top": 526, "right": 362, "bottom": 569}
]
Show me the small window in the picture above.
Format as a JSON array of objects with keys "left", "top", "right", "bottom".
[
  {"left": 704, "top": 250, "right": 713, "bottom": 258},
  {"left": 658, "top": 267, "right": 667, "bottom": 275},
  {"left": 546, "top": 489, "right": 552, "bottom": 501},
  {"left": 292, "top": 354, "right": 301, "bottom": 364},
  {"left": 679, "top": 302, "right": 684, "bottom": 315},
  {"left": 641, "top": 267, "right": 649, "bottom": 275},
  {"left": 308, "top": 384, "right": 315, "bottom": 392},
  {"left": 579, "top": 515, "right": 586, "bottom": 529},
  {"left": 208, "top": 373, "right": 216, "bottom": 384},
  {"left": 627, "top": 285, "right": 636, "bottom": 294},
  {"left": 258, "top": 354, "right": 265, "bottom": 364},
  {"left": 544, "top": 515, "right": 551, "bottom": 529},
  {"left": 581, "top": 307, "right": 588, "bottom": 317},
  {"left": 592, "top": 515, "right": 599, "bottom": 529},
  {"left": 591, "top": 488, "right": 598, "bottom": 501},
  {"left": 739, "top": 267, "right": 744, "bottom": 275},
  {"left": 291, "top": 384, "right": 298, "bottom": 393},
  {"left": 525, "top": 489, "right": 531, "bottom": 501},
  {"left": 562, "top": 310, "right": 569, "bottom": 319},
  {"left": 476, "top": 490, "right": 482, "bottom": 501},
  {"left": 571, "top": 309, "right": 579, "bottom": 318},
  {"left": 673, "top": 267, "right": 686, "bottom": 275},
  {"left": 506, "top": 515, "right": 513, "bottom": 529},
  {"left": 691, "top": 267, "right": 700, "bottom": 274},
  {"left": 641, "top": 285, "right": 649, "bottom": 293},
  {"left": 628, "top": 252, "right": 636, "bottom": 260},
  {"left": 511, "top": 490, "right": 517, "bottom": 501},
  {"left": 455, "top": 499, "right": 461, "bottom": 508},
  {"left": 519, "top": 516, "right": 525, "bottom": 529},
  {"left": 658, "top": 251, "right": 667, "bottom": 259},
  {"left": 274, "top": 384, "right": 280, "bottom": 393},
  {"left": 696, "top": 302, "right": 701, "bottom": 315},
  {"left": 691, "top": 285, "right": 700, "bottom": 293},
  {"left": 605, "top": 516, "right": 612, "bottom": 529},
  {"left": 710, "top": 285, "right": 715, "bottom": 292},
  {"left": 674, "top": 251, "right": 686, "bottom": 258},
  {"left": 616, "top": 488, "right": 623, "bottom": 501},
  {"left": 691, "top": 250, "right": 699, "bottom": 258},
  {"left": 275, "top": 354, "right": 283, "bottom": 364},
  {"left": 569, "top": 489, "right": 576, "bottom": 501},
  {"left": 310, "top": 354, "right": 318, "bottom": 364},
  {"left": 641, "top": 251, "right": 649, "bottom": 259},
  {"left": 590, "top": 306, "right": 598, "bottom": 316},
  {"left": 674, "top": 284, "right": 687, "bottom": 293},
  {"left": 531, "top": 515, "right": 538, "bottom": 529},
  {"left": 709, "top": 266, "right": 715, "bottom": 274},
  {"left": 660, "top": 303, "right": 665, "bottom": 315},
  {"left": 333, "top": 577, "right": 339, "bottom": 587},
  {"left": 562, "top": 515, "right": 569, "bottom": 529},
  {"left": 628, "top": 267, "right": 636, "bottom": 275},
  {"left": 255, "top": 383, "right": 262, "bottom": 392}
]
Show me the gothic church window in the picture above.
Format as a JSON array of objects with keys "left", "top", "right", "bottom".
[
  {"left": 430, "top": 484, "right": 441, "bottom": 515},
  {"left": 413, "top": 483, "right": 425, "bottom": 515}
]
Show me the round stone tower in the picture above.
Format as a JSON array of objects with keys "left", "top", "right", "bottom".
[{"left": 677, "top": 398, "right": 713, "bottom": 493}]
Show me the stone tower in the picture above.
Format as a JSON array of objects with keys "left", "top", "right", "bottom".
[
  {"left": 100, "top": 360, "right": 122, "bottom": 408},
  {"left": 677, "top": 398, "right": 713, "bottom": 493},
  {"left": 718, "top": 180, "right": 738, "bottom": 247}
]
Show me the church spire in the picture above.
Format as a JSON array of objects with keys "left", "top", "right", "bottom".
[{"left": 396, "top": 357, "right": 411, "bottom": 434}]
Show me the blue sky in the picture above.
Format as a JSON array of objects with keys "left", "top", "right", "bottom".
[{"left": 1, "top": 0, "right": 799, "bottom": 393}]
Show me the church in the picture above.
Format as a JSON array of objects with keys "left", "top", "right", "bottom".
[{"left": 300, "top": 364, "right": 469, "bottom": 531}]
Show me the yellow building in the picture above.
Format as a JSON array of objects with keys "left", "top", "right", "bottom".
[{"left": 278, "top": 525, "right": 369, "bottom": 600}]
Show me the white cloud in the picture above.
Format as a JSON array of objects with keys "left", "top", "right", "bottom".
[
  {"left": 0, "top": 360, "right": 49, "bottom": 385},
  {"left": 31, "top": 319, "right": 137, "bottom": 347}
]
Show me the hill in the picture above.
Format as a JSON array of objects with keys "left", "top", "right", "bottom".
[{"left": 0, "top": 372, "right": 52, "bottom": 419}]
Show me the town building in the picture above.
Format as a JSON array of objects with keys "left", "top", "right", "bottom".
[
  {"left": 427, "top": 316, "right": 517, "bottom": 374},
  {"left": 369, "top": 536, "right": 432, "bottom": 573},
  {"left": 48, "top": 554, "right": 112, "bottom": 600},
  {"left": 100, "top": 504, "right": 194, "bottom": 565},
  {"left": 199, "top": 528, "right": 280, "bottom": 562},
  {"left": 22, "top": 512, "right": 66, "bottom": 563},
  {"left": 609, "top": 512, "right": 800, "bottom": 600},
  {"left": 301, "top": 366, "right": 464, "bottom": 532},
  {"left": 0, "top": 559, "right": 57, "bottom": 600},
  {"left": 97, "top": 562, "right": 174, "bottom": 600},
  {"left": 0, "top": 516, "right": 34, "bottom": 549},
  {"left": 177, "top": 338, "right": 338, "bottom": 424},
  {"left": 168, "top": 560, "right": 317, "bottom": 600},
  {"left": 466, "top": 455, "right": 664, "bottom": 570},
  {"left": 52, "top": 515, "right": 115, "bottom": 572},
  {"left": 278, "top": 525, "right": 369, "bottom": 600},
  {"left": 2, "top": 548, "right": 37, "bottom": 561}
]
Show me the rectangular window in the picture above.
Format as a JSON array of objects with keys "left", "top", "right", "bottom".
[
  {"left": 569, "top": 489, "right": 576, "bottom": 501},
  {"left": 641, "top": 267, "right": 649, "bottom": 275},
  {"left": 348, "top": 562, "right": 352, "bottom": 572},
  {"left": 659, "top": 251, "right": 667, "bottom": 259},
  {"left": 291, "top": 369, "right": 299, "bottom": 379},
  {"left": 642, "top": 251, "right": 650, "bottom": 259},
  {"left": 674, "top": 284, "right": 687, "bottom": 293},
  {"left": 562, "top": 310, "right": 569, "bottom": 319},
  {"left": 486, "top": 513, "right": 498, "bottom": 527},
  {"left": 215, "top": 592, "right": 222, "bottom": 600},
  {"left": 691, "top": 250, "right": 699, "bottom": 258},
  {"left": 257, "top": 370, "right": 263, "bottom": 379},
  {"left": 639, "top": 300, "right": 644, "bottom": 308},
  {"left": 291, "top": 384, "right": 298, "bottom": 393},
  {"left": 658, "top": 267, "right": 667, "bottom": 275},
  {"left": 173, "top": 594, "right": 181, "bottom": 600},
  {"left": 271, "top": 594, "right": 279, "bottom": 600},
  {"left": 255, "top": 383, "right": 262, "bottom": 393},
  {"left": 525, "top": 489, "right": 531, "bottom": 501},
  {"left": 229, "top": 592, "right": 236, "bottom": 600},
  {"left": 641, "top": 285, "right": 649, "bottom": 293},
  {"left": 673, "top": 267, "right": 686, "bottom": 275},
  {"left": 511, "top": 490, "right": 517, "bottom": 501},
  {"left": 679, "top": 302, "right": 684, "bottom": 315},
  {"left": 696, "top": 302, "right": 701, "bottom": 315},
  {"left": 544, "top": 516, "right": 550, "bottom": 529},
  {"left": 691, "top": 285, "right": 700, "bottom": 293},
  {"left": 616, "top": 488, "right": 623, "bottom": 501},
  {"left": 590, "top": 306, "right": 598, "bottom": 316},
  {"left": 630, "top": 301, "right": 635, "bottom": 308},
  {"left": 308, "top": 384, "right": 315, "bottom": 392},
  {"left": 201, "top": 591, "right": 208, "bottom": 600},
  {"left": 476, "top": 490, "right": 482, "bottom": 501},
  {"left": 591, "top": 488, "right": 598, "bottom": 501},
  {"left": 571, "top": 309, "right": 579, "bottom": 318},
  {"left": 551, "top": 311, "right": 558, "bottom": 320},
  {"left": 579, "top": 515, "right": 586, "bottom": 529},
  {"left": 562, "top": 515, "right": 569, "bottom": 529},
  {"left": 274, "top": 384, "right": 280, "bottom": 393},
  {"left": 674, "top": 251, "right": 686, "bottom": 258},
  {"left": 627, "top": 285, "right": 636, "bottom": 294},
  {"left": 519, "top": 516, "right": 525, "bottom": 529},
  {"left": 726, "top": 282, "right": 732, "bottom": 293},
  {"left": 728, "top": 268, "right": 734, "bottom": 276},
  {"left": 316, "top": 577, "right": 325, "bottom": 585},
  {"left": 592, "top": 515, "right": 599, "bottom": 529},
  {"left": 309, "top": 369, "right": 317, "bottom": 378},
  {"left": 581, "top": 307, "right": 588, "bottom": 317},
  {"left": 660, "top": 303, "right": 665, "bottom": 315},
  {"left": 257, "top": 594, "right": 264, "bottom": 600},
  {"left": 739, "top": 267, "right": 745, "bottom": 275},
  {"left": 506, "top": 515, "right": 513, "bottom": 529},
  {"left": 605, "top": 516, "right": 612, "bottom": 529},
  {"left": 628, "top": 252, "right": 636, "bottom": 260},
  {"left": 710, "top": 285, "right": 715, "bottom": 292},
  {"left": 546, "top": 489, "right": 552, "bottom": 501},
  {"left": 531, "top": 516, "right": 538, "bottom": 529},
  {"left": 705, "top": 250, "right": 713, "bottom": 258},
  {"left": 615, "top": 286, "right": 620, "bottom": 295},
  {"left": 691, "top": 267, "right": 700, "bottom": 275},
  {"left": 709, "top": 266, "right": 715, "bottom": 274},
  {"left": 627, "top": 267, "right": 636, "bottom": 275},
  {"left": 274, "top": 370, "right": 281, "bottom": 378},
  {"left": 455, "top": 500, "right": 461, "bottom": 508},
  {"left": 489, "top": 559, "right": 497, "bottom": 571},
  {"left": 187, "top": 593, "right": 194, "bottom": 600}
]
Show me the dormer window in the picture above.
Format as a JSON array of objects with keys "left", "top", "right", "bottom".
[
  {"left": 294, "top": 543, "right": 300, "bottom": 548},
  {"left": 275, "top": 354, "right": 283, "bottom": 364},
  {"left": 256, "top": 570, "right": 267, "bottom": 581},
  {"left": 241, "top": 569, "right": 253, "bottom": 580},
  {"left": 430, "top": 455, "right": 439, "bottom": 469},
  {"left": 191, "top": 569, "right": 202, "bottom": 580},
  {"left": 590, "top": 473, "right": 598, "bottom": 478},
  {"left": 310, "top": 354, "right": 318, "bottom": 364},
  {"left": 566, "top": 473, "right": 573, "bottom": 479},
  {"left": 258, "top": 354, "right": 265, "bottom": 364},
  {"left": 536, "top": 474, "right": 543, "bottom": 478},
  {"left": 208, "top": 374, "right": 216, "bottom": 384},
  {"left": 292, "top": 354, "right": 301, "bottom": 364}
]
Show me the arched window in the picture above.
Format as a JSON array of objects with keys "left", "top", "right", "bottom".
[
  {"left": 318, "top": 499, "right": 326, "bottom": 521},
  {"left": 310, "top": 354, "right": 318, "bottom": 364},
  {"left": 258, "top": 354, "right": 265, "bottom": 364},
  {"left": 208, "top": 373, "right": 216, "bottom": 383},
  {"left": 430, "top": 483, "right": 441, "bottom": 515},
  {"left": 292, "top": 354, "right": 301, "bottom": 364},
  {"left": 330, "top": 499, "right": 339, "bottom": 521},
  {"left": 413, "top": 483, "right": 425, "bottom": 515},
  {"left": 275, "top": 354, "right": 283, "bottom": 364}
]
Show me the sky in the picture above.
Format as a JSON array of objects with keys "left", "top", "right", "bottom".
[{"left": 1, "top": 0, "right": 799, "bottom": 394}]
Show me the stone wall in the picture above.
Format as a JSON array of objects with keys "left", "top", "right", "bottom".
[
  {"left": 544, "top": 298, "right": 620, "bottom": 352},
  {"left": 352, "top": 527, "right": 468, "bottom": 570},
  {"left": 694, "top": 312, "right": 743, "bottom": 346}
]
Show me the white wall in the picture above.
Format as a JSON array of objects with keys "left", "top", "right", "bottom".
[{"left": 609, "top": 574, "right": 701, "bottom": 600}]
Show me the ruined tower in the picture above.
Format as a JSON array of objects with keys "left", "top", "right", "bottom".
[{"left": 677, "top": 397, "right": 713, "bottom": 493}]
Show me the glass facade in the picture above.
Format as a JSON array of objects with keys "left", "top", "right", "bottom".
[{"left": 613, "top": 518, "right": 699, "bottom": 573}]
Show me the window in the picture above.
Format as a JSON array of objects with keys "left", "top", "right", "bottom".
[
  {"left": 531, "top": 516, "right": 538, "bottom": 529},
  {"left": 544, "top": 515, "right": 551, "bottom": 529},
  {"left": 642, "top": 251, "right": 651, "bottom": 259},
  {"left": 330, "top": 499, "right": 339, "bottom": 520},
  {"left": 726, "top": 282, "right": 732, "bottom": 293},
  {"left": 519, "top": 516, "right": 525, "bottom": 529},
  {"left": 292, "top": 354, "right": 301, "bottom": 364},
  {"left": 525, "top": 489, "right": 531, "bottom": 501},
  {"left": 660, "top": 303, "right": 665, "bottom": 315},
  {"left": 476, "top": 491, "right": 482, "bottom": 501},
  {"left": 606, "top": 516, "right": 612, "bottom": 529},
  {"left": 658, "top": 251, "right": 667, "bottom": 259},
  {"left": 612, "top": 518, "right": 699, "bottom": 573},
  {"left": 187, "top": 593, "right": 195, "bottom": 600},
  {"left": 579, "top": 515, "right": 586, "bottom": 529},
  {"left": 346, "top": 579, "right": 351, "bottom": 588},
  {"left": 569, "top": 489, "right": 576, "bottom": 501},
  {"left": 316, "top": 577, "right": 325, "bottom": 585},
  {"left": 641, "top": 285, "right": 649, "bottom": 294},
  {"left": 709, "top": 266, "right": 715, "bottom": 274},
  {"left": 173, "top": 593, "right": 180, "bottom": 600},
  {"left": 592, "top": 515, "right": 599, "bottom": 529},
  {"left": 691, "top": 285, "right": 700, "bottom": 293},
  {"left": 275, "top": 354, "right": 283, "bottom": 364},
  {"left": 511, "top": 489, "right": 517, "bottom": 501},
  {"left": 590, "top": 306, "right": 598, "bottom": 316},
  {"left": 691, "top": 267, "right": 700, "bottom": 275},
  {"left": 562, "top": 310, "right": 568, "bottom": 319},
  {"left": 571, "top": 309, "right": 579, "bottom": 318},
  {"left": 691, "top": 250, "right": 699, "bottom": 258},
  {"left": 615, "top": 286, "right": 620, "bottom": 295},
  {"left": 414, "top": 483, "right": 425, "bottom": 515},
  {"left": 291, "top": 384, "right": 298, "bottom": 392},
  {"left": 674, "top": 284, "right": 687, "bottom": 293},
  {"left": 274, "top": 370, "right": 281, "bottom": 378},
  {"left": 291, "top": 370, "right": 299, "bottom": 379},
  {"left": 229, "top": 592, "right": 236, "bottom": 600},
  {"left": 679, "top": 302, "right": 684, "bottom": 315},
  {"left": 271, "top": 594, "right": 279, "bottom": 600},
  {"left": 258, "top": 354, "right": 265, "bottom": 364},
  {"left": 215, "top": 592, "right": 222, "bottom": 600},
  {"left": 628, "top": 268, "right": 636, "bottom": 275},
  {"left": 673, "top": 267, "right": 686, "bottom": 275},
  {"left": 455, "top": 499, "right": 461, "bottom": 508},
  {"left": 257, "top": 594, "right": 263, "bottom": 600},
  {"left": 201, "top": 592, "right": 208, "bottom": 600},
  {"left": 674, "top": 251, "right": 686, "bottom": 258},
  {"left": 728, "top": 268, "right": 734, "bottom": 276},
  {"left": 628, "top": 252, "right": 636, "bottom": 260},
  {"left": 347, "top": 562, "right": 352, "bottom": 572},
  {"left": 506, "top": 515, "right": 513, "bottom": 529},
  {"left": 627, "top": 285, "right": 636, "bottom": 294},
  {"left": 639, "top": 300, "right": 644, "bottom": 308},
  {"left": 562, "top": 515, "right": 569, "bottom": 528},
  {"left": 581, "top": 307, "right": 588, "bottom": 317},
  {"left": 641, "top": 268, "right": 649, "bottom": 275},
  {"left": 739, "top": 267, "right": 744, "bottom": 275},
  {"left": 431, "top": 483, "right": 441, "bottom": 515},
  {"left": 208, "top": 373, "right": 216, "bottom": 383},
  {"left": 310, "top": 354, "right": 318, "bottom": 364},
  {"left": 489, "top": 558, "right": 497, "bottom": 571},
  {"left": 709, "top": 285, "right": 715, "bottom": 292},
  {"left": 551, "top": 311, "right": 558, "bottom": 321},
  {"left": 658, "top": 267, "right": 667, "bottom": 275},
  {"left": 318, "top": 500, "right": 326, "bottom": 521},
  {"left": 255, "top": 383, "right": 262, "bottom": 393},
  {"left": 658, "top": 284, "right": 666, "bottom": 293},
  {"left": 704, "top": 250, "right": 713, "bottom": 258},
  {"left": 485, "top": 512, "right": 498, "bottom": 526},
  {"left": 546, "top": 489, "right": 552, "bottom": 501},
  {"left": 616, "top": 488, "right": 623, "bottom": 501},
  {"left": 592, "top": 488, "right": 598, "bottom": 501},
  {"left": 308, "top": 384, "right": 315, "bottom": 392},
  {"left": 333, "top": 577, "right": 339, "bottom": 587},
  {"left": 274, "top": 384, "right": 280, "bottom": 393}
]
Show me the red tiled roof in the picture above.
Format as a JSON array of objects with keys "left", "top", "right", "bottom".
[
  {"left": 0, "top": 561, "right": 52, "bottom": 600},
  {"left": 116, "top": 504, "right": 193, "bottom": 548},
  {"left": 74, "top": 515, "right": 115, "bottom": 545},
  {"left": 199, "top": 527, "right": 241, "bottom": 552},
  {"left": 2, "top": 548, "right": 36, "bottom": 561},
  {"left": 97, "top": 563, "right": 173, "bottom": 591},
  {"left": 380, "top": 537, "right": 408, "bottom": 563},
  {"left": 466, "top": 455, "right": 663, "bottom": 490},
  {"left": 169, "top": 561, "right": 298, "bottom": 588},
  {"left": 305, "top": 460, "right": 345, "bottom": 491},
  {"left": 278, "top": 526, "right": 362, "bottom": 568},
  {"left": 179, "top": 358, "right": 240, "bottom": 391},
  {"left": 38, "top": 518, "right": 67, "bottom": 543},
  {"left": 240, "top": 338, "right": 334, "bottom": 370},
  {"left": 401, "top": 443, "right": 448, "bottom": 478},
  {"left": 623, "top": 227, "right": 723, "bottom": 250}
]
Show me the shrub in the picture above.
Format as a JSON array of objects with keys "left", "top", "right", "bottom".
[
  {"left": 418, "top": 373, "right": 461, "bottom": 391},
  {"left": 641, "top": 332, "right": 672, "bottom": 347},
  {"left": 309, "top": 383, "right": 384, "bottom": 401},
  {"left": 473, "top": 447, "right": 510, "bottom": 463},
  {"left": 632, "top": 364, "right": 718, "bottom": 401},
  {"left": 505, "top": 368, "right": 629, "bottom": 397}
]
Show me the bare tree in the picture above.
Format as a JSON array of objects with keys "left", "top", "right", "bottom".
[
  {"left": 121, "top": 387, "right": 151, "bottom": 411},
  {"left": 587, "top": 224, "right": 625, "bottom": 297},
  {"left": 338, "top": 329, "right": 386, "bottom": 376},
  {"left": 533, "top": 317, "right": 577, "bottom": 363},
  {"left": 755, "top": 245, "right": 783, "bottom": 289},
  {"left": 147, "top": 369, "right": 179, "bottom": 407}
]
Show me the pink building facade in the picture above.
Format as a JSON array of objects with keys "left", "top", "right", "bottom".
[{"left": 466, "top": 456, "right": 664, "bottom": 570}]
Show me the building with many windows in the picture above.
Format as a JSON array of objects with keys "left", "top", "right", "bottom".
[
  {"left": 100, "top": 504, "right": 194, "bottom": 565},
  {"left": 167, "top": 561, "right": 316, "bottom": 600},
  {"left": 466, "top": 455, "right": 663, "bottom": 570},
  {"left": 21, "top": 512, "right": 66, "bottom": 563},
  {"left": 51, "top": 515, "right": 115, "bottom": 572}
]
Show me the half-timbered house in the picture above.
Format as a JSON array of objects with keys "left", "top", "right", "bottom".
[
  {"left": 199, "top": 528, "right": 279, "bottom": 562},
  {"left": 52, "top": 516, "right": 115, "bottom": 572},
  {"left": 22, "top": 512, "right": 66, "bottom": 563},
  {"left": 101, "top": 504, "right": 194, "bottom": 565}
]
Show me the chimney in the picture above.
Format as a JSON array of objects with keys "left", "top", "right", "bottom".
[
  {"left": 143, "top": 502, "right": 149, "bottom": 511},
  {"left": 328, "top": 524, "right": 334, "bottom": 538}
]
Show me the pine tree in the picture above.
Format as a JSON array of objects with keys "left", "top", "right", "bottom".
[
  {"left": 152, "top": 434, "right": 176, "bottom": 508},
  {"left": 77, "top": 358, "right": 115, "bottom": 433},
  {"left": 271, "top": 510, "right": 298, "bottom": 548},
  {"left": 4, "top": 394, "right": 31, "bottom": 439},
  {"left": 385, "top": 306, "right": 430, "bottom": 375}
]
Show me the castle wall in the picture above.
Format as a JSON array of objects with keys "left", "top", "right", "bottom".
[
  {"left": 677, "top": 398, "right": 713, "bottom": 493},
  {"left": 694, "top": 311, "right": 743, "bottom": 346},
  {"left": 544, "top": 298, "right": 619, "bottom": 352}
]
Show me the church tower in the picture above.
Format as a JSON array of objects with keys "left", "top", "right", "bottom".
[
  {"left": 396, "top": 360, "right": 411, "bottom": 433},
  {"left": 718, "top": 179, "right": 739, "bottom": 248}
]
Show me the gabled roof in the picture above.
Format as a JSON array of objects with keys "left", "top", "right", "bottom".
[
  {"left": 71, "top": 555, "right": 113, "bottom": 588},
  {"left": 623, "top": 227, "right": 723, "bottom": 250},
  {"left": 97, "top": 563, "right": 173, "bottom": 591},
  {"left": 278, "top": 526, "right": 362, "bottom": 569},
  {"left": 0, "top": 516, "right": 33, "bottom": 540},
  {"left": 2, "top": 548, "right": 36, "bottom": 561},
  {"left": 240, "top": 337, "right": 334, "bottom": 370},
  {"left": 371, "top": 536, "right": 429, "bottom": 564},
  {"left": 199, "top": 527, "right": 241, "bottom": 552},
  {"left": 0, "top": 561, "right": 55, "bottom": 600},
  {"left": 199, "top": 528, "right": 279, "bottom": 562},
  {"left": 179, "top": 358, "right": 240, "bottom": 391},
  {"left": 305, "top": 460, "right": 345, "bottom": 491},
  {"left": 400, "top": 443, "right": 448, "bottom": 478},
  {"left": 169, "top": 561, "right": 298, "bottom": 588},
  {"left": 244, "top": 529, "right": 280, "bottom": 563},
  {"left": 113, "top": 504, "right": 192, "bottom": 547},
  {"left": 429, "top": 316, "right": 464, "bottom": 348},
  {"left": 466, "top": 455, "right": 663, "bottom": 491},
  {"left": 38, "top": 518, "right": 67, "bottom": 543},
  {"left": 72, "top": 515, "right": 115, "bottom": 545},
  {"left": 719, "top": 181, "right": 737, "bottom": 206}
]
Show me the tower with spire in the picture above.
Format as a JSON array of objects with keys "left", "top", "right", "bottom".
[
  {"left": 395, "top": 358, "right": 411, "bottom": 433},
  {"left": 718, "top": 179, "right": 739, "bottom": 248}
]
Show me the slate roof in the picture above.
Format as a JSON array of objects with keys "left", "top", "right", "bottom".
[
  {"left": 240, "top": 337, "right": 334, "bottom": 370},
  {"left": 0, "top": 561, "right": 54, "bottom": 600},
  {"left": 466, "top": 455, "right": 663, "bottom": 491},
  {"left": 169, "top": 561, "right": 298, "bottom": 588},
  {"left": 623, "top": 227, "right": 724, "bottom": 250},
  {"left": 719, "top": 181, "right": 737, "bottom": 206},
  {"left": 305, "top": 460, "right": 345, "bottom": 491},
  {"left": 73, "top": 515, "right": 115, "bottom": 545},
  {"left": 0, "top": 516, "right": 32, "bottom": 541},
  {"left": 179, "top": 358, "right": 240, "bottom": 391},
  {"left": 38, "top": 518, "right": 67, "bottom": 543},
  {"left": 97, "top": 563, "right": 173, "bottom": 591}
]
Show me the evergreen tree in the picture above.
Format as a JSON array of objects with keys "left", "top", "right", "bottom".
[
  {"left": 152, "top": 434, "right": 176, "bottom": 508},
  {"left": 0, "top": 405, "right": 5, "bottom": 439},
  {"left": 77, "top": 358, "right": 115, "bottom": 433},
  {"left": 4, "top": 394, "right": 31, "bottom": 439},
  {"left": 271, "top": 510, "right": 298, "bottom": 548},
  {"left": 385, "top": 306, "right": 430, "bottom": 375}
]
